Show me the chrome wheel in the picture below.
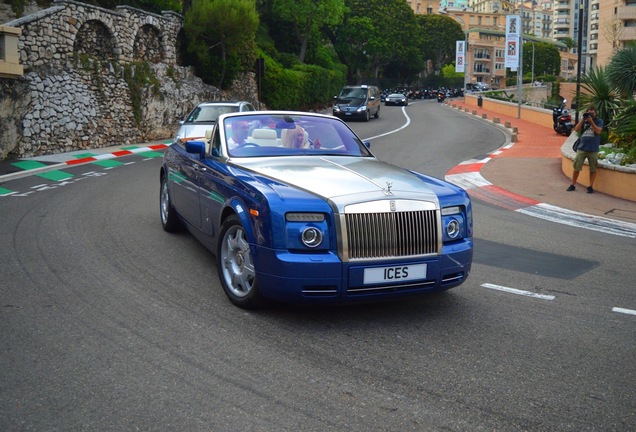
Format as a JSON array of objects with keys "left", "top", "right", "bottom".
[
  {"left": 218, "top": 215, "right": 262, "bottom": 308},
  {"left": 160, "top": 176, "right": 180, "bottom": 232}
]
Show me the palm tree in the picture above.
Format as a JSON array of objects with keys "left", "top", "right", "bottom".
[
  {"left": 606, "top": 45, "right": 636, "bottom": 97},
  {"left": 605, "top": 45, "right": 636, "bottom": 162},
  {"left": 578, "top": 66, "right": 621, "bottom": 128}
]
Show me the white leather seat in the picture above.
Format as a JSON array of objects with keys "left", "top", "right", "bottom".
[{"left": 249, "top": 128, "right": 280, "bottom": 146}]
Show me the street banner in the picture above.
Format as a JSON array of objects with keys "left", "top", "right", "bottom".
[
  {"left": 505, "top": 15, "right": 520, "bottom": 70},
  {"left": 455, "top": 40, "right": 465, "bottom": 73}
]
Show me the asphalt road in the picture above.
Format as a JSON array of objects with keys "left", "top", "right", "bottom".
[{"left": 1, "top": 100, "right": 634, "bottom": 431}]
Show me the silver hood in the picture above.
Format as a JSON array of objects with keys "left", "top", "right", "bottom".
[{"left": 234, "top": 156, "right": 440, "bottom": 210}]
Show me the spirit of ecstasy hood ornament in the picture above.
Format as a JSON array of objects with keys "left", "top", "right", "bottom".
[{"left": 384, "top": 181, "right": 393, "bottom": 195}]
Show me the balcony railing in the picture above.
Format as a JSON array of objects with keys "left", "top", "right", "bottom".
[
  {"left": 618, "top": 5, "right": 636, "bottom": 20},
  {"left": 618, "top": 26, "right": 636, "bottom": 41}
]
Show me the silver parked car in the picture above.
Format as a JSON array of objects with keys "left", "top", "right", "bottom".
[{"left": 174, "top": 101, "right": 255, "bottom": 143}]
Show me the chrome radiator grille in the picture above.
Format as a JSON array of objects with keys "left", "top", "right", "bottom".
[{"left": 344, "top": 210, "right": 439, "bottom": 260}]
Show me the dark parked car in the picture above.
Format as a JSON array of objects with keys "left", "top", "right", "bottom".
[
  {"left": 160, "top": 111, "right": 473, "bottom": 308},
  {"left": 174, "top": 101, "right": 255, "bottom": 143},
  {"left": 332, "top": 85, "right": 381, "bottom": 121},
  {"left": 385, "top": 93, "right": 409, "bottom": 106}
]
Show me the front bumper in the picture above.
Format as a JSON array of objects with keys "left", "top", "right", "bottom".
[
  {"left": 332, "top": 109, "right": 366, "bottom": 119},
  {"left": 252, "top": 240, "right": 472, "bottom": 304}
]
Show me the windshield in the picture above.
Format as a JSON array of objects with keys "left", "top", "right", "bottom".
[
  {"left": 186, "top": 105, "right": 239, "bottom": 123},
  {"left": 223, "top": 113, "right": 373, "bottom": 158},
  {"left": 336, "top": 87, "right": 367, "bottom": 104}
]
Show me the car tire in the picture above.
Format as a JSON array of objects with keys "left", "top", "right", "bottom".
[
  {"left": 160, "top": 175, "right": 182, "bottom": 232},
  {"left": 374, "top": 107, "right": 380, "bottom": 118},
  {"left": 364, "top": 110, "right": 370, "bottom": 122},
  {"left": 217, "top": 214, "right": 264, "bottom": 309}
]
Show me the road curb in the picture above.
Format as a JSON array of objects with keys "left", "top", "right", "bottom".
[{"left": 441, "top": 102, "right": 636, "bottom": 238}]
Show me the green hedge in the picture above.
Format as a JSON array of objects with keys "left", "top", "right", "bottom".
[{"left": 259, "top": 52, "right": 347, "bottom": 110}]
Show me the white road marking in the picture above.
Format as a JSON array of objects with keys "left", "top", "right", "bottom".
[
  {"left": 518, "top": 203, "right": 636, "bottom": 239},
  {"left": 481, "top": 283, "right": 556, "bottom": 300},
  {"left": 612, "top": 307, "right": 636, "bottom": 316},
  {"left": 362, "top": 106, "right": 411, "bottom": 141}
]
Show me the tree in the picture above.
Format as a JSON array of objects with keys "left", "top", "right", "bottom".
[
  {"left": 416, "top": 14, "right": 464, "bottom": 77},
  {"left": 561, "top": 37, "right": 575, "bottom": 51},
  {"left": 522, "top": 41, "right": 560, "bottom": 77},
  {"left": 328, "top": 15, "right": 375, "bottom": 81},
  {"left": 184, "top": 0, "right": 259, "bottom": 88},
  {"left": 272, "top": 0, "right": 345, "bottom": 63},
  {"left": 330, "top": 0, "right": 420, "bottom": 81},
  {"left": 578, "top": 66, "right": 621, "bottom": 128},
  {"left": 441, "top": 64, "right": 463, "bottom": 79},
  {"left": 601, "top": 17, "right": 623, "bottom": 53},
  {"left": 605, "top": 45, "right": 636, "bottom": 158},
  {"left": 606, "top": 44, "right": 636, "bottom": 97}
]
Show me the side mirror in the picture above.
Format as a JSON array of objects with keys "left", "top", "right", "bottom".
[
  {"left": 363, "top": 141, "right": 371, "bottom": 149},
  {"left": 185, "top": 140, "right": 206, "bottom": 158}
]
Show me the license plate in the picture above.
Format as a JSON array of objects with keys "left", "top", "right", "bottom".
[
  {"left": 345, "top": 112, "right": 352, "bottom": 116},
  {"left": 363, "top": 264, "right": 427, "bottom": 284}
]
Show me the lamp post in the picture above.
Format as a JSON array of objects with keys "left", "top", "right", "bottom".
[
  {"left": 517, "top": 1, "right": 524, "bottom": 118},
  {"left": 575, "top": 1, "right": 584, "bottom": 124},
  {"left": 531, "top": 41, "right": 535, "bottom": 84}
]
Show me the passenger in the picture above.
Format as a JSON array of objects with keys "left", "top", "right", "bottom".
[{"left": 282, "top": 125, "right": 310, "bottom": 149}]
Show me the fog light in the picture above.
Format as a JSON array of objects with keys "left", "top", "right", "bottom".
[{"left": 301, "top": 227, "right": 323, "bottom": 247}]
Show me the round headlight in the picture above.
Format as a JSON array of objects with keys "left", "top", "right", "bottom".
[
  {"left": 446, "top": 219, "right": 460, "bottom": 239},
  {"left": 301, "top": 227, "right": 323, "bottom": 248}
]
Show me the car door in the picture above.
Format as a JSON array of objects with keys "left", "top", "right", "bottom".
[
  {"left": 170, "top": 143, "right": 202, "bottom": 229},
  {"left": 196, "top": 126, "right": 227, "bottom": 240},
  {"left": 368, "top": 87, "right": 380, "bottom": 116}
]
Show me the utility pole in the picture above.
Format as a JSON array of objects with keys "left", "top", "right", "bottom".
[
  {"left": 517, "top": 0, "right": 524, "bottom": 119},
  {"left": 575, "top": 0, "right": 584, "bottom": 124}
]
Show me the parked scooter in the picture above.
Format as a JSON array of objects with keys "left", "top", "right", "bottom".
[{"left": 552, "top": 99, "right": 572, "bottom": 136}]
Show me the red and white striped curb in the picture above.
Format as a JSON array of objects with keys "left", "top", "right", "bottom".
[
  {"left": 445, "top": 153, "right": 636, "bottom": 239},
  {"left": 63, "top": 144, "right": 169, "bottom": 166}
]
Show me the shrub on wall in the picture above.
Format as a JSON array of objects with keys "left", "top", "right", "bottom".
[{"left": 259, "top": 52, "right": 346, "bottom": 110}]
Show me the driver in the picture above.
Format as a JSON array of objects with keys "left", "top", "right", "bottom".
[{"left": 228, "top": 120, "right": 250, "bottom": 148}]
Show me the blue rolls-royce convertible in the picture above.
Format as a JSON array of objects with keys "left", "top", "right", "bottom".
[{"left": 160, "top": 111, "right": 473, "bottom": 308}]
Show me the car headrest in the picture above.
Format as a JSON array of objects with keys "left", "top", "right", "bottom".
[{"left": 251, "top": 129, "right": 277, "bottom": 140}]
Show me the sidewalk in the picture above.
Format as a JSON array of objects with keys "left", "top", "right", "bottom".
[{"left": 442, "top": 99, "right": 636, "bottom": 237}]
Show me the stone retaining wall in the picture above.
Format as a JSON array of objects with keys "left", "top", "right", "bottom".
[{"left": 0, "top": 0, "right": 260, "bottom": 160}]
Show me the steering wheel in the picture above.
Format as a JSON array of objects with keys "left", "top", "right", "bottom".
[{"left": 238, "top": 142, "right": 260, "bottom": 148}]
